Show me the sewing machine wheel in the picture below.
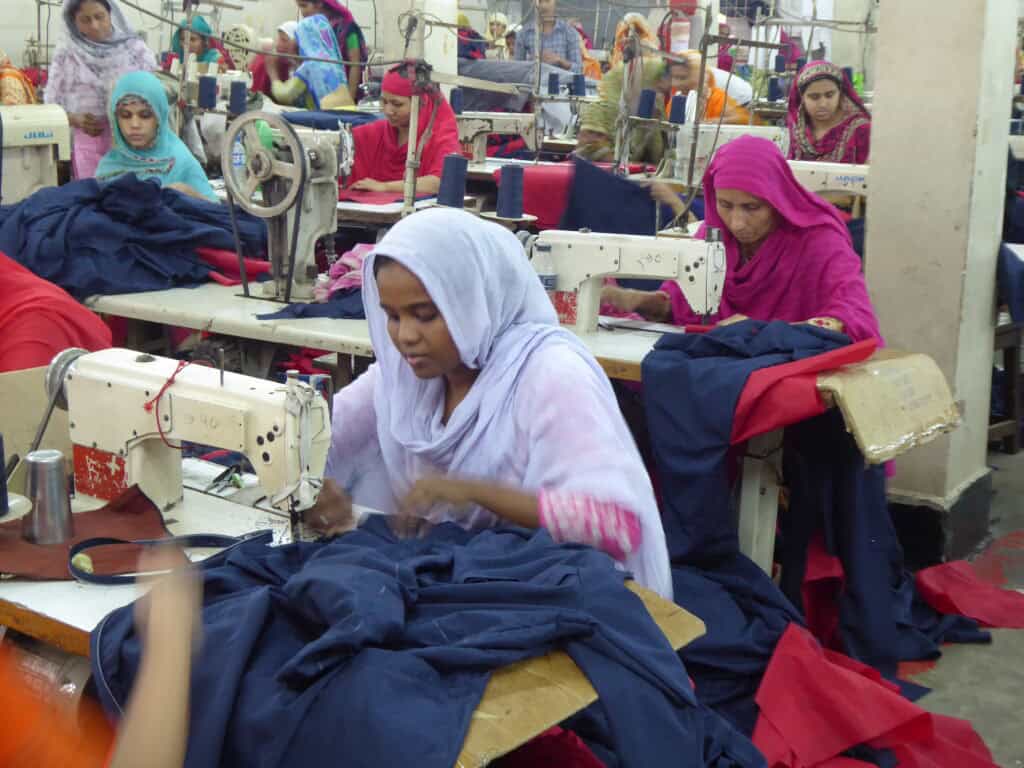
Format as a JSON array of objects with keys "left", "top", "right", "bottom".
[
  {"left": 221, "top": 111, "right": 307, "bottom": 219},
  {"left": 45, "top": 348, "right": 88, "bottom": 412}
]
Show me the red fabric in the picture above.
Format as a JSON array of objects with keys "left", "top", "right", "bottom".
[
  {"left": 195, "top": 247, "right": 271, "bottom": 282},
  {"left": 915, "top": 560, "right": 1024, "bottom": 629},
  {"left": 802, "top": 534, "right": 845, "bottom": 651},
  {"left": 496, "top": 727, "right": 604, "bottom": 768},
  {"left": 753, "top": 624, "right": 997, "bottom": 768},
  {"left": 676, "top": 137, "right": 880, "bottom": 343},
  {"left": 338, "top": 189, "right": 407, "bottom": 204},
  {"left": 250, "top": 53, "right": 292, "bottom": 97},
  {"left": 730, "top": 338, "right": 877, "bottom": 444},
  {"left": 0, "top": 252, "right": 112, "bottom": 373}
]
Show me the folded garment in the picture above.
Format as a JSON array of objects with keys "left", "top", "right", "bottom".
[
  {"left": 256, "top": 287, "right": 365, "bottom": 319},
  {"left": 282, "top": 110, "right": 382, "bottom": 130},
  {"left": 0, "top": 176, "right": 267, "bottom": 299}
]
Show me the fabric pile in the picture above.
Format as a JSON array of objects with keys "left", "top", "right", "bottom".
[{"left": 0, "top": 175, "right": 267, "bottom": 299}]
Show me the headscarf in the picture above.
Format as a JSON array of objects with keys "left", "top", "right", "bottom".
[
  {"left": 46, "top": 0, "right": 155, "bottom": 115},
  {"left": 0, "top": 50, "right": 37, "bottom": 105},
  {"left": 171, "top": 15, "right": 224, "bottom": 66},
  {"left": 250, "top": 21, "right": 296, "bottom": 96},
  {"left": 293, "top": 14, "right": 348, "bottom": 108},
  {"left": 668, "top": 136, "right": 879, "bottom": 341},
  {"left": 347, "top": 65, "right": 460, "bottom": 185},
  {"left": 665, "top": 50, "right": 751, "bottom": 124},
  {"left": 95, "top": 71, "right": 216, "bottom": 201},
  {"left": 314, "top": 0, "right": 368, "bottom": 67},
  {"left": 487, "top": 12, "right": 508, "bottom": 42},
  {"left": 787, "top": 60, "right": 871, "bottom": 163},
  {"left": 355, "top": 208, "right": 672, "bottom": 597},
  {"left": 610, "top": 13, "right": 658, "bottom": 68}
]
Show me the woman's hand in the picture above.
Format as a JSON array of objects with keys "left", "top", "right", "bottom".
[
  {"left": 304, "top": 478, "right": 356, "bottom": 536},
  {"left": 401, "top": 476, "right": 474, "bottom": 513},
  {"left": 601, "top": 285, "right": 672, "bottom": 321},
  {"left": 133, "top": 546, "right": 201, "bottom": 651},
  {"left": 716, "top": 313, "right": 749, "bottom": 327},
  {"left": 541, "top": 50, "right": 569, "bottom": 69},
  {"left": 351, "top": 178, "right": 387, "bottom": 192},
  {"left": 71, "top": 113, "right": 105, "bottom": 137}
]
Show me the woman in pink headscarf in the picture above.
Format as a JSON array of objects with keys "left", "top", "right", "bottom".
[
  {"left": 787, "top": 60, "right": 871, "bottom": 164},
  {"left": 602, "top": 136, "right": 880, "bottom": 342}
]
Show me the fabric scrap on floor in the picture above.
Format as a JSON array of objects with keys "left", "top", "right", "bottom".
[
  {"left": 915, "top": 559, "right": 1024, "bottom": 629},
  {"left": 0, "top": 175, "right": 267, "bottom": 299},
  {"left": 91, "top": 519, "right": 764, "bottom": 768}
]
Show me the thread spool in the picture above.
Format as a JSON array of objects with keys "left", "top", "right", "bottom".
[
  {"left": 449, "top": 87, "right": 464, "bottom": 115},
  {"left": 548, "top": 72, "right": 560, "bottom": 96},
  {"left": 1020, "top": 78, "right": 1024, "bottom": 97},
  {"left": 437, "top": 153, "right": 468, "bottom": 208},
  {"left": 768, "top": 77, "right": 782, "bottom": 102},
  {"left": 0, "top": 433, "right": 7, "bottom": 516},
  {"left": 668, "top": 93, "right": 686, "bottom": 124},
  {"left": 229, "top": 80, "right": 248, "bottom": 115},
  {"left": 572, "top": 73, "right": 586, "bottom": 96},
  {"left": 796, "top": 57, "right": 807, "bottom": 71},
  {"left": 197, "top": 75, "right": 218, "bottom": 110},
  {"left": 636, "top": 88, "right": 656, "bottom": 118},
  {"left": 842, "top": 66, "right": 854, "bottom": 84},
  {"left": 496, "top": 164, "right": 524, "bottom": 219},
  {"left": 774, "top": 54, "right": 786, "bottom": 73}
]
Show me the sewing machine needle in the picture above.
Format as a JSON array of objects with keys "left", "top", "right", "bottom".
[{"left": 218, "top": 347, "right": 225, "bottom": 387}]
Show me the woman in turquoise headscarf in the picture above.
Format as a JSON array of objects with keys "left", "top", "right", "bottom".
[
  {"left": 96, "top": 70, "right": 216, "bottom": 201},
  {"left": 170, "top": 14, "right": 227, "bottom": 72},
  {"left": 267, "top": 13, "right": 352, "bottom": 109}
]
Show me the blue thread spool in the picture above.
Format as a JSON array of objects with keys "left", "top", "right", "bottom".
[
  {"left": 229, "top": 80, "right": 248, "bottom": 115},
  {"left": 496, "top": 164, "right": 524, "bottom": 218},
  {"left": 572, "top": 73, "right": 586, "bottom": 96},
  {"left": 774, "top": 54, "right": 786, "bottom": 73},
  {"left": 796, "top": 57, "right": 807, "bottom": 71},
  {"left": 768, "top": 77, "right": 782, "bottom": 102},
  {"left": 0, "top": 434, "right": 7, "bottom": 516},
  {"left": 842, "top": 66, "right": 854, "bottom": 84},
  {"left": 548, "top": 72, "right": 560, "bottom": 95},
  {"left": 669, "top": 93, "right": 686, "bottom": 124},
  {"left": 1020, "top": 78, "right": 1024, "bottom": 96},
  {"left": 437, "top": 153, "right": 468, "bottom": 208},
  {"left": 449, "top": 87, "right": 464, "bottom": 115},
  {"left": 1013, "top": 119, "right": 1023, "bottom": 136},
  {"left": 636, "top": 88, "right": 656, "bottom": 118},
  {"left": 198, "top": 75, "right": 218, "bottom": 110}
]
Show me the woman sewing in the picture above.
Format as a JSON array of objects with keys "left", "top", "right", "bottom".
[
  {"left": 95, "top": 71, "right": 217, "bottom": 202},
  {"left": 787, "top": 60, "right": 871, "bottom": 164},
  {"left": 344, "top": 65, "right": 460, "bottom": 196},
  {"left": 602, "top": 136, "right": 880, "bottom": 343},
  {"left": 667, "top": 50, "right": 753, "bottom": 125},
  {"left": 308, "top": 208, "right": 673, "bottom": 599},
  {"left": 169, "top": 15, "right": 229, "bottom": 73},
  {"left": 267, "top": 14, "right": 352, "bottom": 109},
  {"left": 45, "top": 0, "right": 156, "bottom": 179},
  {"left": 295, "top": 0, "right": 367, "bottom": 101}
]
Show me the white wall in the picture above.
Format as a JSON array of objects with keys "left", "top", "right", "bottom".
[{"left": 2, "top": 0, "right": 379, "bottom": 68}]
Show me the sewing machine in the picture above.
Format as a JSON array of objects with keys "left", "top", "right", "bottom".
[
  {"left": 45, "top": 347, "right": 331, "bottom": 515},
  {"left": 222, "top": 111, "right": 347, "bottom": 303},
  {"left": 525, "top": 229, "right": 726, "bottom": 334},
  {"left": 789, "top": 161, "right": 869, "bottom": 195},
  {"left": 673, "top": 124, "right": 788, "bottom": 183},
  {"left": 458, "top": 111, "right": 537, "bottom": 163},
  {"left": 0, "top": 105, "right": 71, "bottom": 205}
]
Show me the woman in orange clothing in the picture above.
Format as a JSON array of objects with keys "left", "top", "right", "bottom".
[
  {"left": 0, "top": 49, "right": 37, "bottom": 105},
  {"left": 666, "top": 50, "right": 753, "bottom": 125}
]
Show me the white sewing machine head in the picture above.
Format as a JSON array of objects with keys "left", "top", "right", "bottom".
[
  {"left": 788, "top": 160, "right": 869, "bottom": 195},
  {"left": 458, "top": 111, "right": 537, "bottom": 163},
  {"left": 674, "top": 124, "right": 788, "bottom": 183},
  {"left": 46, "top": 348, "right": 331, "bottom": 513},
  {"left": 526, "top": 229, "right": 726, "bottom": 333},
  {"left": 221, "top": 111, "right": 346, "bottom": 303},
  {"left": 0, "top": 105, "right": 71, "bottom": 205}
]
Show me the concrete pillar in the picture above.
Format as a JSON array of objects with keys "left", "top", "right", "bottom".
[{"left": 864, "top": 0, "right": 1015, "bottom": 556}]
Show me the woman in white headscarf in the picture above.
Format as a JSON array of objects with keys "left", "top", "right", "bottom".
[
  {"left": 45, "top": 0, "right": 156, "bottom": 179},
  {"left": 313, "top": 208, "right": 672, "bottom": 598}
]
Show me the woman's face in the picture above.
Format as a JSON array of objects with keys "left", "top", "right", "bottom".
[
  {"left": 186, "top": 32, "right": 206, "bottom": 56},
  {"left": 802, "top": 78, "right": 841, "bottom": 125},
  {"left": 74, "top": 0, "right": 113, "bottom": 43},
  {"left": 276, "top": 31, "right": 298, "bottom": 55},
  {"left": 505, "top": 32, "right": 516, "bottom": 49},
  {"left": 381, "top": 92, "right": 412, "bottom": 129},
  {"left": 489, "top": 21, "right": 506, "bottom": 38},
  {"left": 376, "top": 261, "right": 461, "bottom": 380},
  {"left": 116, "top": 99, "right": 158, "bottom": 150},
  {"left": 714, "top": 188, "right": 778, "bottom": 247},
  {"left": 296, "top": 0, "right": 325, "bottom": 18}
]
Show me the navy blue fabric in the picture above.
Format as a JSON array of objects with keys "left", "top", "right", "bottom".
[
  {"left": 0, "top": 175, "right": 267, "bottom": 299},
  {"left": 643, "top": 320, "right": 851, "bottom": 565},
  {"left": 780, "top": 412, "right": 990, "bottom": 677},
  {"left": 282, "top": 110, "right": 382, "bottom": 129},
  {"left": 255, "top": 287, "right": 366, "bottom": 319},
  {"left": 847, "top": 218, "right": 865, "bottom": 259},
  {"left": 91, "top": 518, "right": 764, "bottom": 768},
  {"left": 998, "top": 243, "right": 1024, "bottom": 322}
]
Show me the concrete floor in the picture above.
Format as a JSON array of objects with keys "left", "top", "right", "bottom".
[{"left": 903, "top": 451, "right": 1024, "bottom": 767}]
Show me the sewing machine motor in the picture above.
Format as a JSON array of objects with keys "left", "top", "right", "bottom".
[{"left": 0, "top": 105, "right": 71, "bottom": 205}]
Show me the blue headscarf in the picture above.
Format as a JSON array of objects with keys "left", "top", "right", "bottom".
[
  {"left": 171, "top": 14, "right": 222, "bottom": 65},
  {"left": 95, "top": 71, "right": 216, "bottom": 201},
  {"left": 294, "top": 14, "right": 347, "bottom": 109}
]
